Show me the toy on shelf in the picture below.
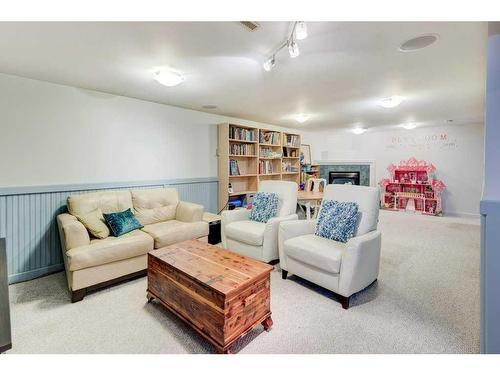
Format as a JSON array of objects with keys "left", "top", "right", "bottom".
[{"left": 378, "top": 157, "right": 446, "bottom": 216}]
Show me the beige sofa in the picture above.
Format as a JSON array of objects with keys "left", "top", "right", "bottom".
[{"left": 57, "top": 188, "right": 208, "bottom": 302}]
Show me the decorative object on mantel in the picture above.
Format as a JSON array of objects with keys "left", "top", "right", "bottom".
[{"left": 378, "top": 157, "right": 446, "bottom": 216}]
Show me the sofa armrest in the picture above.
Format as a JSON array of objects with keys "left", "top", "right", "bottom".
[
  {"left": 176, "top": 201, "right": 204, "bottom": 223},
  {"left": 338, "top": 230, "right": 382, "bottom": 297},
  {"left": 278, "top": 219, "right": 317, "bottom": 271},
  {"left": 57, "top": 213, "right": 90, "bottom": 251}
]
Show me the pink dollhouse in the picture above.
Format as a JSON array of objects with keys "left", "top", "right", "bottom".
[{"left": 378, "top": 157, "right": 446, "bottom": 216}]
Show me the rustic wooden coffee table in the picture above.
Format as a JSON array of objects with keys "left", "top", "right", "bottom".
[{"left": 147, "top": 239, "right": 274, "bottom": 354}]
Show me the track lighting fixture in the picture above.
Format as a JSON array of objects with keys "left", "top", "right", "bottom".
[{"left": 262, "top": 21, "right": 307, "bottom": 71}]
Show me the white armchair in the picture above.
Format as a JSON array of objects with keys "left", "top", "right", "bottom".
[
  {"left": 222, "top": 181, "right": 298, "bottom": 263},
  {"left": 278, "top": 184, "right": 381, "bottom": 309}
]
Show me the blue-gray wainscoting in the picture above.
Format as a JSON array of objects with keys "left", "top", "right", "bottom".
[{"left": 0, "top": 177, "right": 218, "bottom": 284}]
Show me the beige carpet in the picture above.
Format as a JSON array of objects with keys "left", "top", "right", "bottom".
[{"left": 7, "top": 211, "right": 480, "bottom": 354}]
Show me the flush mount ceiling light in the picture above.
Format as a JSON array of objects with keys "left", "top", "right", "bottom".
[
  {"left": 351, "top": 127, "right": 367, "bottom": 135},
  {"left": 153, "top": 69, "right": 185, "bottom": 87},
  {"left": 202, "top": 104, "right": 217, "bottom": 110},
  {"left": 262, "top": 21, "right": 307, "bottom": 71},
  {"left": 399, "top": 34, "right": 439, "bottom": 52},
  {"left": 379, "top": 96, "right": 405, "bottom": 108},
  {"left": 402, "top": 123, "right": 417, "bottom": 130},
  {"left": 295, "top": 113, "right": 310, "bottom": 123}
]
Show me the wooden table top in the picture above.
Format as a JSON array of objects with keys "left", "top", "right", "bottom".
[
  {"left": 149, "top": 240, "right": 273, "bottom": 296},
  {"left": 297, "top": 190, "right": 324, "bottom": 201}
]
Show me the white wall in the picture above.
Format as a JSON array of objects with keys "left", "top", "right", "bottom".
[
  {"left": 0, "top": 73, "right": 299, "bottom": 188},
  {"left": 302, "top": 124, "right": 484, "bottom": 217}
]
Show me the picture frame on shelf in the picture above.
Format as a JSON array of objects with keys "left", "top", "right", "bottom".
[{"left": 300, "top": 144, "right": 311, "bottom": 165}]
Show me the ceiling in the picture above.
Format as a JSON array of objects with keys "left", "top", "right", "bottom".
[{"left": 0, "top": 22, "right": 488, "bottom": 130}]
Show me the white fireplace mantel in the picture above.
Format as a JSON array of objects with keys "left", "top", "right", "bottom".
[{"left": 315, "top": 160, "right": 376, "bottom": 187}]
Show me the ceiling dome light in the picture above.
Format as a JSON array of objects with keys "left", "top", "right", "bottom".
[
  {"left": 288, "top": 40, "right": 300, "bottom": 58},
  {"left": 351, "top": 127, "right": 367, "bottom": 135},
  {"left": 379, "top": 96, "right": 405, "bottom": 108},
  {"left": 153, "top": 69, "right": 185, "bottom": 87},
  {"left": 263, "top": 55, "right": 275, "bottom": 72},
  {"left": 295, "top": 113, "right": 310, "bottom": 123},
  {"left": 399, "top": 34, "right": 439, "bottom": 52},
  {"left": 402, "top": 123, "right": 417, "bottom": 130},
  {"left": 295, "top": 22, "right": 308, "bottom": 40}
]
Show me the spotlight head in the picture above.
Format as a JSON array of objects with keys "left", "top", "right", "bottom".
[
  {"left": 288, "top": 40, "right": 300, "bottom": 58},
  {"left": 295, "top": 21, "right": 308, "bottom": 40},
  {"left": 263, "top": 55, "right": 275, "bottom": 71}
]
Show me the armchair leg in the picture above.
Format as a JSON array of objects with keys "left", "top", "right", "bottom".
[
  {"left": 338, "top": 295, "right": 350, "bottom": 310},
  {"left": 282, "top": 270, "right": 288, "bottom": 280}
]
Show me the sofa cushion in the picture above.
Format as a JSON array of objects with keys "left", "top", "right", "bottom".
[
  {"left": 141, "top": 220, "right": 208, "bottom": 248},
  {"left": 66, "top": 230, "right": 153, "bottom": 271},
  {"left": 103, "top": 208, "right": 143, "bottom": 237},
  {"left": 131, "top": 188, "right": 179, "bottom": 225},
  {"left": 225, "top": 220, "right": 266, "bottom": 246},
  {"left": 75, "top": 208, "right": 110, "bottom": 239},
  {"left": 68, "top": 191, "right": 133, "bottom": 217},
  {"left": 284, "top": 234, "right": 345, "bottom": 274}
]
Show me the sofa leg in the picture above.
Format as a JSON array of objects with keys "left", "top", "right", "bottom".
[
  {"left": 339, "top": 295, "right": 350, "bottom": 310},
  {"left": 282, "top": 270, "right": 288, "bottom": 280},
  {"left": 71, "top": 289, "right": 86, "bottom": 303}
]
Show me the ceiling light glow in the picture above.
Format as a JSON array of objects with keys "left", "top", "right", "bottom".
[
  {"left": 295, "top": 22, "right": 308, "bottom": 40},
  {"left": 153, "top": 69, "right": 185, "bottom": 87},
  {"left": 379, "top": 96, "right": 405, "bottom": 108},
  {"left": 351, "top": 127, "right": 367, "bottom": 135},
  {"left": 295, "top": 114, "right": 310, "bottom": 123},
  {"left": 402, "top": 123, "right": 417, "bottom": 130}
]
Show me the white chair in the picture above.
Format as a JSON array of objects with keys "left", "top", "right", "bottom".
[
  {"left": 222, "top": 181, "right": 298, "bottom": 263},
  {"left": 279, "top": 184, "right": 381, "bottom": 309}
]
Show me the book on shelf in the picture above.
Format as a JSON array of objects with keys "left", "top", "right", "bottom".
[
  {"left": 229, "top": 159, "right": 241, "bottom": 176},
  {"left": 259, "top": 160, "right": 275, "bottom": 174},
  {"left": 282, "top": 161, "right": 299, "bottom": 173},
  {"left": 229, "top": 126, "right": 256, "bottom": 141},
  {"left": 284, "top": 134, "right": 300, "bottom": 147},
  {"left": 259, "top": 131, "right": 280, "bottom": 145},
  {"left": 229, "top": 143, "right": 255, "bottom": 156}
]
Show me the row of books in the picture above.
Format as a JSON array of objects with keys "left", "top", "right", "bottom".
[
  {"left": 259, "top": 160, "right": 275, "bottom": 174},
  {"left": 259, "top": 131, "right": 280, "bottom": 145},
  {"left": 229, "top": 127, "right": 256, "bottom": 141},
  {"left": 229, "top": 159, "right": 241, "bottom": 176},
  {"left": 284, "top": 134, "right": 300, "bottom": 147},
  {"left": 229, "top": 143, "right": 255, "bottom": 155}
]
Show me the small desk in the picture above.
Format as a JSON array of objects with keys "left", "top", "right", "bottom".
[{"left": 297, "top": 191, "right": 324, "bottom": 220}]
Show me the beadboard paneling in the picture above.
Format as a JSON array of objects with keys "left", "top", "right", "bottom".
[{"left": 0, "top": 178, "right": 218, "bottom": 284}]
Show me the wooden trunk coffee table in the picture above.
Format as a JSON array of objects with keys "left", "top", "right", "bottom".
[{"left": 147, "top": 239, "right": 274, "bottom": 354}]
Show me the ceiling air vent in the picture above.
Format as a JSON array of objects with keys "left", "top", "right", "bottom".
[{"left": 239, "top": 21, "right": 260, "bottom": 32}]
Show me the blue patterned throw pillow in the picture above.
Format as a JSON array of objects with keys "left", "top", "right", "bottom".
[
  {"left": 315, "top": 200, "right": 359, "bottom": 243},
  {"left": 103, "top": 208, "right": 143, "bottom": 237},
  {"left": 249, "top": 192, "right": 279, "bottom": 223}
]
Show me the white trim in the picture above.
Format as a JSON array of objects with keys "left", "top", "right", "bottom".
[{"left": 315, "top": 160, "right": 376, "bottom": 187}]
